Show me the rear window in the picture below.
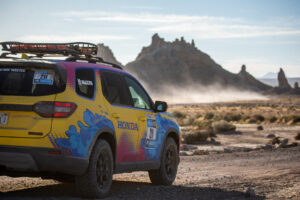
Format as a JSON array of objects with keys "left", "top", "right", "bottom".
[
  {"left": 0, "top": 65, "right": 65, "bottom": 96},
  {"left": 75, "top": 68, "right": 95, "bottom": 99}
]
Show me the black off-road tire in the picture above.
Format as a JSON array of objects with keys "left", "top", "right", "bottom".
[
  {"left": 148, "top": 137, "right": 179, "bottom": 185},
  {"left": 75, "top": 139, "right": 113, "bottom": 198}
]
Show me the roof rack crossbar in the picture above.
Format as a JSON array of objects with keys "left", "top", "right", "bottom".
[{"left": 65, "top": 56, "right": 122, "bottom": 70}]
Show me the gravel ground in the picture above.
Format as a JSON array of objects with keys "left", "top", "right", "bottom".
[{"left": 1, "top": 146, "right": 300, "bottom": 200}]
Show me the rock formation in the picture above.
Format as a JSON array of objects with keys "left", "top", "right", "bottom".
[
  {"left": 191, "top": 39, "right": 195, "bottom": 47},
  {"left": 294, "top": 82, "right": 299, "bottom": 89},
  {"left": 268, "top": 68, "right": 300, "bottom": 95},
  {"left": 97, "top": 43, "right": 122, "bottom": 66},
  {"left": 278, "top": 68, "right": 291, "bottom": 89},
  {"left": 290, "top": 81, "right": 300, "bottom": 95},
  {"left": 238, "top": 65, "right": 271, "bottom": 91},
  {"left": 125, "top": 34, "right": 272, "bottom": 93}
]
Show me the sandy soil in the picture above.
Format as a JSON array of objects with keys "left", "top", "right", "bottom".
[{"left": 0, "top": 145, "right": 299, "bottom": 200}]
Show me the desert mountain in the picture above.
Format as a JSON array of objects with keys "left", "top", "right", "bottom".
[
  {"left": 125, "top": 34, "right": 272, "bottom": 93},
  {"left": 97, "top": 43, "right": 123, "bottom": 66}
]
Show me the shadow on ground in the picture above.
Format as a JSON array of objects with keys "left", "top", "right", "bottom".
[
  {"left": 0, "top": 180, "right": 265, "bottom": 200},
  {"left": 217, "top": 131, "right": 243, "bottom": 135}
]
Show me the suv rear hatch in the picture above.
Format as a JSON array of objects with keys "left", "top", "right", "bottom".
[{"left": 0, "top": 61, "right": 66, "bottom": 138}]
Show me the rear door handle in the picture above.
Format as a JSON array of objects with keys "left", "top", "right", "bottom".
[{"left": 112, "top": 113, "right": 120, "bottom": 119}]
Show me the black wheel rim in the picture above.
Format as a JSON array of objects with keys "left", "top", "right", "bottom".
[
  {"left": 165, "top": 146, "right": 176, "bottom": 178},
  {"left": 96, "top": 150, "right": 110, "bottom": 189}
]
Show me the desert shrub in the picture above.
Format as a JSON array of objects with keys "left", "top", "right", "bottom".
[
  {"left": 181, "top": 131, "right": 209, "bottom": 144},
  {"left": 194, "top": 120, "right": 212, "bottom": 130},
  {"left": 280, "top": 115, "right": 293, "bottom": 123},
  {"left": 293, "top": 115, "right": 300, "bottom": 123},
  {"left": 181, "top": 116, "right": 195, "bottom": 126},
  {"left": 271, "top": 104, "right": 278, "bottom": 108},
  {"left": 248, "top": 117, "right": 257, "bottom": 123},
  {"left": 224, "top": 113, "right": 242, "bottom": 122},
  {"left": 204, "top": 112, "right": 214, "bottom": 120},
  {"left": 253, "top": 114, "right": 265, "bottom": 122},
  {"left": 288, "top": 105, "right": 296, "bottom": 111},
  {"left": 212, "top": 120, "right": 236, "bottom": 133},
  {"left": 269, "top": 116, "right": 277, "bottom": 123},
  {"left": 242, "top": 115, "right": 251, "bottom": 121},
  {"left": 172, "top": 111, "right": 186, "bottom": 119},
  {"left": 196, "top": 113, "right": 203, "bottom": 118},
  {"left": 213, "top": 114, "right": 224, "bottom": 121}
]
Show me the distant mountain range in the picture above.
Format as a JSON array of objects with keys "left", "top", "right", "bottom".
[{"left": 260, "top": 72, "right": 278, "bottom": 79}]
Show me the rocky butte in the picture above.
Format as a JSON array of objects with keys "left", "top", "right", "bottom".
[{"left": 125, "top": 34, "right": 272, "bottom": 94}]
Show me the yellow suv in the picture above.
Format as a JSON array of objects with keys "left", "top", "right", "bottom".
[{"left": 0, "top": 42, "right": 180, "bottom": 198}]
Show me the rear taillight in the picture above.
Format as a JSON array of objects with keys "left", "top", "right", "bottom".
[{"left": 33, "top": 101, "right": 77, "bottom": 118}]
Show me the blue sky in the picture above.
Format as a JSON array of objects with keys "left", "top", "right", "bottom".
[{"left": 1, "top": 0, "right": 300, "bottom": 77}]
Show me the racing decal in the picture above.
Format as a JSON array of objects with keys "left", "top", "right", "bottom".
[
  {"left": 118, "top": 121, "right": 138, "bottom": 131},
  {"left": 33, "top": 71, "right": 54, "bottom": 85},
  {"left": 51, "top": 109, "right": 114, "bottom": 157}
]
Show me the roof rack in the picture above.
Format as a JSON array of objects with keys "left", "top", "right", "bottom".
[
  {"left": 1, "top": 42, "right": 97, "bottom": 57},
  {"left": 0, "top": 41, "right": 123, "bottom": 70}
]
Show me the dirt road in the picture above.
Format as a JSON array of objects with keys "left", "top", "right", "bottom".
[{"left": 1, "top": 146, "right": 300, "bottom": 200}]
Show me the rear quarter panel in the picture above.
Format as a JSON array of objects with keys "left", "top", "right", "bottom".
[{"left": 50, "top": 64, "right": 114, "bottom": 158}]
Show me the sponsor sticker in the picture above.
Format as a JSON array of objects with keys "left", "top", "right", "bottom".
[
  {"left": 0, "top": 68, "right": 25, "bottom": 72},
  {"left": 77, "top": 79, "right": 93, "bottom": 86},
  {"left": 0, "top": 112, "right": 9, "bottom": 125},
  {"left": 33, "top": 71, "right": 54, "bottom": 85},
  {"left": 146, "top": 127, "right": 157, "bottom": 140},
  {"left": 146, "top": 118, "right": 157, "bottom": 140}
]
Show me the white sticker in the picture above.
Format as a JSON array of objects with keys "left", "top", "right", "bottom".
[
  {"left": 146, "top": 127, "right": 157, "bottom": 140},
  {"left": 0, "top": 112, "right": 9, "bottom": 125},
  {"left": 33, "top": 72, "right": 54, "bottom": 85},
  {"left": 77, "top": 79, "right": 93, "bottom": 86}
]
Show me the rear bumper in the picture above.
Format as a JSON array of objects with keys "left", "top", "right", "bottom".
[{"left": 0, "top": 146, "right": 88, "bottom": 176}]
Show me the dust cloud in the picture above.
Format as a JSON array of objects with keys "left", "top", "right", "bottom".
[{"left": 146, "top": 84, "right": 269, "bottom": 104}]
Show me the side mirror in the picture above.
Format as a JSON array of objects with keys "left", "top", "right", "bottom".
[{"left": 154, "top": 101, "right": 168, "bottom": 112}]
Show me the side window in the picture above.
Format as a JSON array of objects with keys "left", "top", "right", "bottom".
[
  {"left": 75, "top": 68, "right": 95, "bottom": 99},
  {"left": 100, "top": 71, "right": 132, "bottom": 106},
  {"left": 124, "top": 76, "right": 151, "bottom": 110}
]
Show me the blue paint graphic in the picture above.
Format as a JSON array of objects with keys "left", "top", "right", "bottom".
[
  {"left": 55, "top": 109, "right": 114, "bottom": 157},
  {"left": 141, "top": 113, "right": 179, "bottom": 161}
]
